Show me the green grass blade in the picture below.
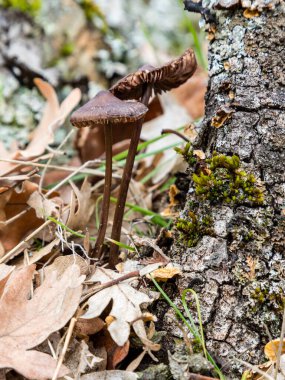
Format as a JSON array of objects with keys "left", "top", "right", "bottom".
[{"left": 110, "top": 197, "right": 168, "bottom": 227}]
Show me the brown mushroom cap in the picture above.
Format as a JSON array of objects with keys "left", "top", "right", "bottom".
[
  {"left": 110, "top": 48, "right": 197, "bottom": 101},
  {"left": 70, "top": 90, "right": 148, "bottom": 128}
]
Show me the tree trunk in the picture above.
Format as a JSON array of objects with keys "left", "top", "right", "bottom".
[{"left": 170, "top": 4, "right": 285, "bottom": 378}]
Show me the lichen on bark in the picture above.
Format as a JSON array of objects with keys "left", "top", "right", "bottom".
[{"left": 169, "top": 5, "right": 285, "bottom": 378}]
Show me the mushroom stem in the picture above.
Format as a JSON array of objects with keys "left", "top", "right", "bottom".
[
  {"left": 109, "top": 86, "right": 152, "bottom": 267},
  {"left": 109, "top": 120, "right": 143, "bottom": 267},
  {"left": 92, "top": 125, "right": 113, "bottom": 257}
]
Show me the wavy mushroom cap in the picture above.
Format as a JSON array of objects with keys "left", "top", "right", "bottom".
[
  {"left": 70, "top": 90, "right": 148, "bottom": 128},
  {"left": 110, "top": 48, "right": 197, "bottom": 101}
]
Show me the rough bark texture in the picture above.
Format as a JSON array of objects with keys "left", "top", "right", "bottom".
[{"left": 170, "top": 5, "right": 285, "bottom": 378}]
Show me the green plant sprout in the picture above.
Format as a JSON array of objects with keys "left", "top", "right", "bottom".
[
  {"left": 151, "top": 276, "right": 225, "bottom": 380},
  {"left": 48, "top": 216, "right": 135, "bottom": 252}
]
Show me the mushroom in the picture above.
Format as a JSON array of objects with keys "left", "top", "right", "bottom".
[
  {"left": 110, "top": 48, "right": 197, "bottom": 101},
  {"left": 70, "top": 90, "right": 148, "bottom": 259},
  {"left": 109, "top": 48, "right": 197, "bottom": 262}
]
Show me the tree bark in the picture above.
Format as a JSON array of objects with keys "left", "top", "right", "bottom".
[{"left": 170, "top": 4, "right": 285, "bottom": 378}]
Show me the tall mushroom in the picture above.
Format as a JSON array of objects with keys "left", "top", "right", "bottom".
[
  {"left": 108, "top": 48, "right": 197, "bottom": 261},
  {"left": 70, "top": 90, "right": 148, "bottom": 259}
]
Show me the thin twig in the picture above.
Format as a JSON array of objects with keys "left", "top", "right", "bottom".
[
  {"left": 0, "top": 205, "right": 70, "bottom": 264},
  {"left": 161, "top": 128, "right": 190, "bottom": 142},
  {"left": 2, "top": 159, "right": 107, "bottom": 228},
  {"left": 0, "top": 158, "right": 113, "bottom": 177},
  {"left": 39, "top": 129, "right": 74, "bottom": 192},
  {"left": 81, "top": 270, "right": 140, "bottom": 303},
  {"left": 52, "top": 317, "right": 77, "bottom": 380}
]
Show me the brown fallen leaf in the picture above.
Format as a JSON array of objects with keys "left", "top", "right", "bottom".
[
  {"left": 82, "top": 267, "right": 153, "bottom": 346},
  {"left": 0, "top": 80, "right": 81, "bottom": 178},
  {"left": 94, "top": 329, "right": 130, "bottom": 370},
  {"left": 0, "top": 180, "right": 44, "bottom": 254},
  {"left": 64, "top": 339, "right": 103, "bottom": 379},
  {"left": 264, "top": 339, "right": 285, "bottom": 362},
  {"left": 74, "top": 317, "right": 105, "bottom": 337},
  {"left": 20, "top": 78, "right": 81, "bottom": 158},
  {"left": 27, "top": 190, "right": 61, "bottom": 219},
  {"left": 65, "top": 179, "right": 95, "bottom": 230},
  {"left": 0, "top": 262, "right": 84, "bottom": 379},
  {"left": 149, "top": 266, "right": 181, "bottom": 282}
]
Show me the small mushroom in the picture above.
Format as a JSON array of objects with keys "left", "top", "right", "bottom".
[
  {"left": 109, "top": 48, "right": 197, "bottom": 262},
  {"left": 70, "top": 90, "right": 148, "bottom": 260},
  {"left": 110, "top": 48, "right": 197, "bottom": 101}
]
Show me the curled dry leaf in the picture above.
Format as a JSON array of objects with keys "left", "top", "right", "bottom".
[
  {"left": 20, "top": 78, "right": 81, "bottom": 158},
  {"left": 0, "top": 261, "right": 85, "bottom": 379},
  {"left": 64, "top": 339, "right": 103, "bottom": 379},
  {"left": 0, "top": 181, "right": 44, "bottom": 254},
  {"left": 15, "top": 238, "right": 60, "bottom": 269},
  {"left": 149, "top": 266, "right": 181, "bottom": 282},
  {"left": 75, "top": 317, "right": 105, "bottom": 337},
  {"left": 264, "top": 339, "right": 285, "bottom": 362},
  {"left": 0, "top": 180, "right": 61, "bottom": 256},
  {"left": 27, "top": 190, "right": 60, "bottom": 219},
  {"left": 66, "top": 179, "right": 95, "bottom": 230},
  {"left": 193, "top": 150, "right": 206, "bottom": 160},
  {"left": 82, "top": 267, "right": 153, "bottom": 346}
]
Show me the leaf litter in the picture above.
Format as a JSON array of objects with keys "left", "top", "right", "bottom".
[{"left": 0, "top": 73, "right": 240, "bottom": 380}]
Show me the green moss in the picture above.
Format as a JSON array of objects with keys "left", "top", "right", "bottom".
[
  {"left": 251, "top": 286, "right": 268, "bottom": 304},
  {"left": 176, "top": 211, "right": 213, "bottom": 248},
  {"left": 192, "top": 152, "right": 264, "bottom": 205},
  {"left": 0, "top": 0, "right": 41, "bottom": 16},
  {"left": 60, "top": 42, "right": 74, "bottom": 57},
  {"left": 174, "top": 142, "right": 196, "bottom": 166}
]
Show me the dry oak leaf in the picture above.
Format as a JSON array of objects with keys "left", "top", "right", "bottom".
[
  {"left": 65, "top": 179, "right": 95, "bottom": 230},
  {"left": 82, "top": 267, "right": 152, "bottom": 346},
  {"left": 20, "top": 78, "right": 81, "bottom": 158},
  {"left": 27, "top": 190, "right": 60, "bottom": 219},
  {"left": 0, "top": 262, "right": 85, "bottom": 379},
  {"left": 265, "top": 339, "right": 285, "bottom": 362},
  {"left": 0, "top": 180, "right": 43, "bottom": 254}
]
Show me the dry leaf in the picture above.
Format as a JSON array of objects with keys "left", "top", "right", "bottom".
[
  {"left": 82, "top": 267, "right": 152, "bottom": 346},
  {"left": 93, "top": 329, "right": 130, "bottom": 370},
  {"left": 20, "top": 79, "right": 81, "bottom": 158},
  {"left": 265, "top": 339, "right": 285, "bottom": 362},
  {"left": 243, "top": 9, "right": 260, "bottom": 18},
  {"left": 0, "top": 263, "right": 14, "bottom": 296},
  {"left": 211, "top": 106, "right": 233, "bottom": 128},
  {"left": 150, "top": 266, "right": 181, "bottom": 282},
  {"left": 41, "top": 254, "right": 89, "bottom": 278},
  {"left": 75, "top": 317, "right": 105, "bottom": 337},
  {"left": 27, "top": 191, "right": 60, "bottom": 219},
  {"left": 0, "top": 262, "right": 84, "bottom": 379},
  {"left": 0, "top": 181, "right": 44, "bottom": 254},
  {"left": 66, "top": 179, "right": 95, "bottom": 230},
  {"left": 64, "top": 339, "right": 103, "bottom": 379},
  {"left": 193, "top": 150, "right": 206, "bottom": 160},
  {"left": 17, "top": 238, "right": 60, "bottom": 269}
]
